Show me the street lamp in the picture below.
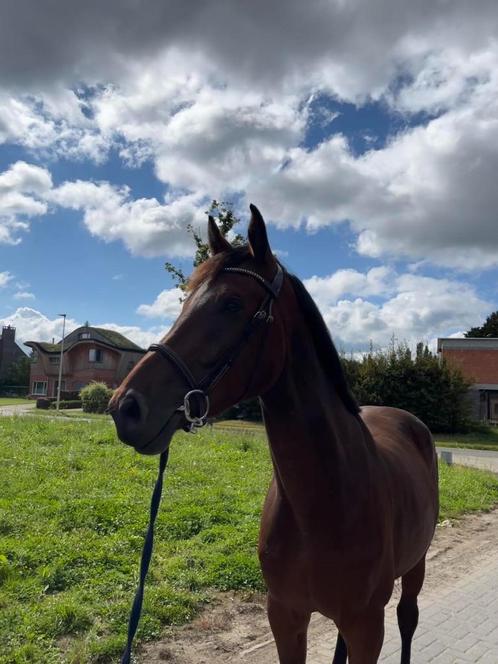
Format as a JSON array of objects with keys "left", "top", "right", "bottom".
[{"left": 56, "top": 314, "right": 67, "bottom": 411}]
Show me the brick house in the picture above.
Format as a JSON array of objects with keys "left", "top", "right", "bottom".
[
  {"left": 26, "top": 325, "right": 146, "bottom": 397},
  {"left": 0, "top": 326, "right": 28, "bottom": 382},
  {"left": 437, "top": 337, "right": 498, "bottom": 422}
]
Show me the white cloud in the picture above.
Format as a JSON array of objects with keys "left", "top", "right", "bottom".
[
  {"left": 0, "top": 308, "right": 78, "bottom": 348},
  {"left": 0, "top": 307, "right": 162, "bottom": 352},
  {"left": 2, "top": 0, "right": 498, "bottom": 103},
  {"left": 0, "top": 161, "right": 52, "bottom": 244},
  {"left": 250, "top": 67, "right": 498, "bottom": 270},
  {"left": 306, "top": 269, "right": 491, "bottom": 351},
  {"left": 0, "top": 161, "right": 207, "bottom": 257},
  {"left": 304, "top": 267, "right": 395, "bottom": 307},
  {"left": 136, "top": 288, "right": 183, "bottom": 320},
  {"left": 0, "top": 271, "right": 12, "bottom": 288},
  {"left": 13, "top": 291, "right": 35, "bottom": 300},
  {"left": 0, "top": 91, "right": 110, "bottom": 162},
  {"left": 1, "top": 1, "right": 498, "bottom": 271},
  {"left": 50, "top": 180, "right": 204, "bottom": 257}
]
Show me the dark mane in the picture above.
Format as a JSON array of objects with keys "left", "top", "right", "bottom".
[
  {"left": 287, "top": 272, "right": 360, "bottom": 415},
  {"left": 188, "top": 245, "right": 359, "bottom": 415}
]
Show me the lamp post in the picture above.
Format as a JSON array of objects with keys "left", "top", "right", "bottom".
[{"left": 56, "top": 314, "right": 66, "bottom": 411}]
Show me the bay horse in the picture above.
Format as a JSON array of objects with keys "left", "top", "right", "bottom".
[{"left": 110, "top": 205, "right": 439, "bottom": 663}]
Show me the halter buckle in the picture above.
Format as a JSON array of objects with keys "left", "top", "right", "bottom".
[{"left": 177, "top": 389, "right": 210, "bottom": 430}]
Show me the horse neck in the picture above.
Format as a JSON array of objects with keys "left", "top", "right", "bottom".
[{"left": 260, "top": 316, "right": 368, "bottom": 528}]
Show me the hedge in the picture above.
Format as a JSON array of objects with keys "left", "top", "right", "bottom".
[{"left": 49, "top": 400, "right": 82, "bottom": 410}]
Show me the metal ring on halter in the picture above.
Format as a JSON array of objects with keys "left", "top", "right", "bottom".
[{"left": 177, "top": 389, "right": 210, "bottom": 427}]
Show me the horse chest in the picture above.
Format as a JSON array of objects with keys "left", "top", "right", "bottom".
[{"left": 258, "top": 485, "right": 392, "bottom": 613}]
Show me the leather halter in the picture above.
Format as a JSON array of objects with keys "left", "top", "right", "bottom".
[{"left": 148, "top": 263, "right": 284, "bottom": 431}]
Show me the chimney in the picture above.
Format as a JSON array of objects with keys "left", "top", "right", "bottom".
[{"left": 2, "top": 326, "right": 16, "bottom": 344}]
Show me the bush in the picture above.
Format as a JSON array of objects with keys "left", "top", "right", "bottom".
[
  {"left": 80, "top": 382, "right": 113, "bottom": 414},
  {"left": 342, "top": 342, "right": 472, "bottom": 433},
  {"left": 49, "top": 400, "right": 82, "bottom": 410},
  {"left": 36, "top": 398, "right": 53, "bottom": 409}
]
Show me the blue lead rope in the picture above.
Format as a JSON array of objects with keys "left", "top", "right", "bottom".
[{"left": 121, "top": 448, "right": 170, "bottom": 664}]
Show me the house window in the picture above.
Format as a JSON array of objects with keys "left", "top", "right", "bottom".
[
  {"left": 89, "top": 348, "right": 103, "bottom": 363},
  {"left": 33, "top": 381, "right": 47, "bottom": 395},
  {"left": 79, "top": 332, "right": 91, "bottom": 340},
  {"left": 49, "top": 356, "right": 60, "bottom": 364}
]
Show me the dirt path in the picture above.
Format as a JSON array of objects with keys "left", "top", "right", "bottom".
[
  {"left": 140, "top": 507, "right": 498, "bottom": 663},
  {"left": 0, "top": 402, "right": 36, "bottom": 416}
]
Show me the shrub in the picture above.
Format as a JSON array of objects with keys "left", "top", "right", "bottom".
[
  {"left": 60, "top": 390, "right": 80, "bottom": 401},
  {"left": 36, "top": 398, "right": 53, "bottom": 409},
  {"left": 80, "top": 382, "right": 113, "bottom": 414},
  {"left": 49, "top": 400, "right": 82, "bottom": 410},
  {"left": 342, "top": 343, "right": 472, "bottom": 433}
]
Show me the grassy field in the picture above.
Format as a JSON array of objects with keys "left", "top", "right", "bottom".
[
  {"left": 215, "top": 419, "right": 498, "bottom": 451},
  {"left": 0, "top": 398, "right": 31, "bottom": 407},
  {"left": 27, "top": 409, "right": 110, "bottom": 421},
  {"left": 434, "top": 427, "right": 498, "bottom": 452},
  {"left": 1, "top": 418, "right": 498, "bottom": 663}
]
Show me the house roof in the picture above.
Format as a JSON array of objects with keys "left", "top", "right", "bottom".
[
  {"left": 437, "top": 337, "right": 498, "bottom": 352},
  {"left": 89, "top": 327, "right": 143, "bottom": 351},
  {"left": 26, "top": 325, "right": 146, "bottom": 354}
]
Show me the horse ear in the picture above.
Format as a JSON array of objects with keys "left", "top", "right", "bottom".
[
  {"left": 208, "top": 215, "right": 232, "bottom": 255},
  {"left": 248, "top": 204, "right": 274, "bottom": 263}
]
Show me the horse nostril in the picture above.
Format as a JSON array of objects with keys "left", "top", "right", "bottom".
[
  {"left": 121, "top": 397, "right": 140, "bottom": 421},
  {"left": 118, "top": 390, "right": 147, "bottom": 425}
]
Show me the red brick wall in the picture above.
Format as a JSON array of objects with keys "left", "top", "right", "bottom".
[
  {"left": 442, "top": 348, "right": 498, "bottom": 384},
  {"left": 28, "top": 343, "right": 143, "bottom": 395}
]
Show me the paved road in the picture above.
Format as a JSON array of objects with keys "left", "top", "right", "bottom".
[
  {"left": 241, "top": 512, "right": 498, "bottom": 663},
  {"left": 302, "top": 554, "right": 498, "bottom": 663},
  {"left": 437, "top": 446, "right": 498, "bottom": 473},
  {"left": 0, "top": 402, "right": 36, "bottom": 416}
]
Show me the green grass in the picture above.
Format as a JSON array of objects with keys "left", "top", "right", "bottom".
[
  {"left": 218, "top": 421, "right": 498, "bottom": 451},
  {"left": 438, "top": 462, "right": 498, "bottom": 519},
  {"left": 30, "top": 409, "right": 110, "bottom": 421},
  {"left": 0, "top": 418, "right": 497, "bottom": 663},
  {"left": 0, "top": 418, "right": 270, "bottom": 663},
  {"left": 435, "top": 426, "right": 498, "bottom": 452},
  {"left": 0, "top": 398, "right": 31, "bottom": 407},
  {"left": 212, "top": 419, "right": 265, "bottom": 434}
]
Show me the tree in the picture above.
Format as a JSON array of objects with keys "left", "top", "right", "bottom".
[
  {"left": 342, "top": 343, "right": 472, "bottom": 433},
  {"left": 164, "top": 200, "right": 244, "bottom": 296},
  {"left": 2, "top": 355, "right": 30, "bottom": 387},
  {"left": 465, "top": 311, "right": 498, "bottom": 337}
]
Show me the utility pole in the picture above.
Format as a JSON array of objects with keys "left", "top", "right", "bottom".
[{"left": 56, "top": 314, "right": 66, "bottom": 411}]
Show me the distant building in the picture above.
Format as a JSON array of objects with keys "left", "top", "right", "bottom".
[
  {"left": 25, "top": 325, "right": 146, "bottom": 397},
  {"left": 0, "top": 326, "right": 27, "bottom": 382},
  {"left": 437, "top": 337, "right": 498, "bottom": 422}
]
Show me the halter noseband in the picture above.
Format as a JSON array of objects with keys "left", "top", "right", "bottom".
[{"left": 148, "top": 263, "right": 284, "bottom": 431}]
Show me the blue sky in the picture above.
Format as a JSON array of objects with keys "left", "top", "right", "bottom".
[{"left": 1, "top": 0, "right": 498, "bottom": 352}]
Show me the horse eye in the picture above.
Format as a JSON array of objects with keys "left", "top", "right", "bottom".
[{"left": 223, "top": 298, "right": 242, "bottom": 313}]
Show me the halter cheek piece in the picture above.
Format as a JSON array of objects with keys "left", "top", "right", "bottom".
[{"left": 148, "top": 264, "right": 284, "bottom": 431}]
